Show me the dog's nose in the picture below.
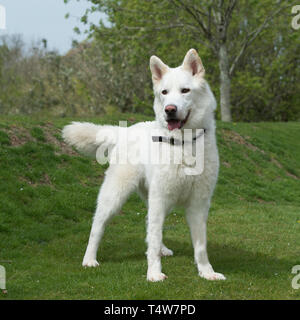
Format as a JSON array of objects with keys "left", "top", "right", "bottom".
[{"left": 165, "top": 105, "right": 177, "bottom": 115}]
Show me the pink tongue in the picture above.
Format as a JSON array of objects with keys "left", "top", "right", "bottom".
[{"left": 167, "top": 120, "right": 181, "bottom": 131}]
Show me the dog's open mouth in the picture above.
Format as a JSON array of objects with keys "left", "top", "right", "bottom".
[{"left": 167, "top": 110, "right": 190, "bottom": 131}]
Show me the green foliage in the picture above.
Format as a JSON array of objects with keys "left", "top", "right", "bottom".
[
  {"left": 0, "top": 114, "right": 300, "bottom": 299},
  {"left": 0, "top": 1, "right": 299, "bottom": 121},
  {"left": 0, "top": 36, "right": 107, "bottom": 116},
  {"left": 230, "top": 6, "right": 300, "bottom": 121},
  {"left": 64, "top": 0, "right": 300, "bottom": 121}
]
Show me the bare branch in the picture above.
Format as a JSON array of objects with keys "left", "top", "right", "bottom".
[
  {"left": 211, "top": 5, "right": 219, "bottom": 25},
  {"left": 224, "top": 0, "right": 237, "bottom": 30},
  {"left": 170, "top": 0, "right": 211, "bottom": 38},
  {"left": 229, "top": 2, "right": 293, "bottom": 76}
]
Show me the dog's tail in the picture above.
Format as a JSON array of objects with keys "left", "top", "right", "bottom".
[{"left": 62, "top": 122, "right": 118, "bottom": 157}]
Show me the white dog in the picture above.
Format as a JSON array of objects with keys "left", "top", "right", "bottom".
[{"left": 62, "top": 49, "right": 225, "bottom": 282}]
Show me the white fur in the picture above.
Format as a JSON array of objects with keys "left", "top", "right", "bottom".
[{"left": 62, "top": 49, "right": 225, "bottom": 282}]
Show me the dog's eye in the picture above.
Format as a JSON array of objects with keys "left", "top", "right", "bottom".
[
  {"left": 181, "top": 88, "right": 190, "bottom": 94},
  {"left": 161, "top": 90, "right": 168, "bottom": 95}
]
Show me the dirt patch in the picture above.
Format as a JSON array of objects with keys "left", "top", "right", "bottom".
[
  {"left": 19, "top": 173, "right": 53, "bottom": 187},
  {"left": 222, "top": 161, "right": 231, "bottom": 168},
  {"left": 4, "top": 122, "right": 78, "bottom": 156},
  {"left": 270, "top": 157, "right": 283, "bottom": 169},
  {"left": 222, "top": 129, "right": 299, "bottom": 180},
  {"left": 5, "top": 125, "right": 33, "bottom": 147},
  {"left": 222, "top": 129, "right": 263, "bottom": 153},
  {"left": 285, "top": 171, "right": 299, "bottom": 180},
  {"left": 39, "top": 122, "right": 78, "bottom": 156},
  {"left": 270, "top": 157, "right": 299, "bottom": 180},
  {"left": 256, "top": 198, "right": 276, "bottom": 205}
]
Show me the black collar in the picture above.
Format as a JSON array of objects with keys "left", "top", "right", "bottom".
[{"left": 152, "top": 129, "right": 206, "bottom": 146}]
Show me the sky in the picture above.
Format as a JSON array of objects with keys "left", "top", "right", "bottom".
[{"left": 0, "top": 0, "right": 105, "bottom": 54}]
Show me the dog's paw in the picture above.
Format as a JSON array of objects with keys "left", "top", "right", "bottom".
[
  {"left": 147, "top": 272, "right": 168, "bottom": 282},
  {"left": 82, "top": 259, "right": 99, "bottom": 268},
  {"left": 199, "top": 271, "right": 226, "bottom": 281},
  {"left": 161, "top": 246, "right": 173, "bottom": 257}
]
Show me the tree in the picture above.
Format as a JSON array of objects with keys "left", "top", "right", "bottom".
[
  {"left": 64, "top": 0, "right": 300, "bottom": 121},
  {"left": 64, "top": 0, "right": 298, "bottom": 121},
  {"left": 166, "top": 0, "right": 292, "bottom": 122}
]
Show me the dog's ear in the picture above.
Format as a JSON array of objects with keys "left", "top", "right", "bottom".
[
  {"left": 182, "top": 49, "right": 205, "bottom": 76},
  {"left": 150, "top": 56, "right": 169, "bottom": 83}
]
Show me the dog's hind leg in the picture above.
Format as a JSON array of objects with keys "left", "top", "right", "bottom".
[
  {"left": 82, "top": 164, "right": 140, "bottom": 267},
  {"left": 161, "top": 243, "right": 173, "bottom": 256},
  {"left": 186, "top": 199, "right": 226, "bottom": 280}
]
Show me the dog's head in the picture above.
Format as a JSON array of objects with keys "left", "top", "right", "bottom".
[{"left": 150, "top": 49, "right": 215, "bottom": 131}]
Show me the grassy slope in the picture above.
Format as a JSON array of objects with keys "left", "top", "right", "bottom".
[{"left": 0, "top": 114, "right": 299, "bottom": 300}]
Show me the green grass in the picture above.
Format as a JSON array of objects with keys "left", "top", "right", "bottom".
[{"left": 0, "top": 114, "right": 300, "bottom": 299}]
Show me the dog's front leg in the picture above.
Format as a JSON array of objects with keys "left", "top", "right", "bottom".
[
  {"left": 186, "top": 201, "right": 226, "bottom": 281},
  {"left": 146, "top": 199, "right": 168, "bottom": 282}
]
